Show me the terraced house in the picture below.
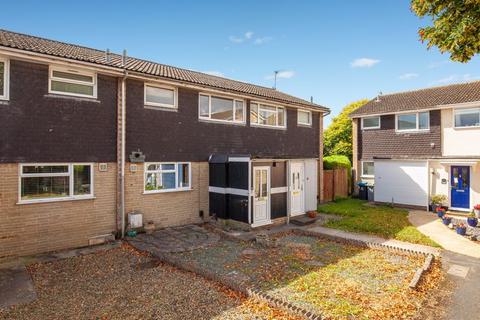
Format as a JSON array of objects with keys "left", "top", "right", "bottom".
[
  {"left": 0, "top": 29, "right": 329, "bottom": 259},
  {"left": 351, "top": 81, "right": 480, "bottom": 211}
]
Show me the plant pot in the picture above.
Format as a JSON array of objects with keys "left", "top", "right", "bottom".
[
  {"left": 437, "top": 210, "right": 445, "bottom": 218},
  {"left": 431, "top": 204, "right": 439, "bottom": 213},
  {"left": 307, "top": 211, "right": 317, "bottom": 219},
  {"left": 456, "top": 227, "right": 467, "bottom": 236},
  {"left": 474, "top": 209, "right": 480, "bottom": 218},
  {"left": 144, "top": 223, "right": 155, "bottom": 235},
  {"left": 467, "top": 217, "right": 478, "bottom": 227},
  {"left": 442, "top": 217, "right": 452, "bottom": 225}
]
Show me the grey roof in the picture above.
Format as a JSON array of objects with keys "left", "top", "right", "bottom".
[
  {"left": 0, "top": 29, "right": 328, "bottom": 111},
  {"left": 350, "top": 80, "right": 480, "bottom": 117}
]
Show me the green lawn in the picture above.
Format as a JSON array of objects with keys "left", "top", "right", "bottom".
[{"left": 318, "top": 198, "right": 440, "bottom": 247}]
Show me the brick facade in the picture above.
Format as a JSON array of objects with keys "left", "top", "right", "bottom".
[{"left": 0, "top": 163, "right": 117, "bottom": 260}]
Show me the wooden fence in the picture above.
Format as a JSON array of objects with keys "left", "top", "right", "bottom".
[{"left": 323, "top": 167, "right": 349, "bottom": 202}]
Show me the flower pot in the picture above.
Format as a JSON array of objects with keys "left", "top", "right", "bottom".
[
  {"left": 437, "top": 210, "right": 445, "bottom": 218},
  {"left": 467, "top": 217, "right": 478, "bottom": 228},
  {"left": 442, "top": 217, "right": 452, "bottom": 225},
  {"left": 475, "top": 209, "right": 480, "bottom": 218},
  {"left": 456, "top": 227, "right": 467, "bottom": 236},
  {"left": 144, "top": 223, "right": 155, "bottom": 235},
  {"left": 431, "top": 204, "right": 438, "bottom": 213},
  {"left": 307, "top": 211, "right": 317, "bottom": 219}
]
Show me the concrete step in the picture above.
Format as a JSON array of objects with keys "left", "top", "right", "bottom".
[{"left": 290, "top": 215, "right": 319, "bottom": 226}]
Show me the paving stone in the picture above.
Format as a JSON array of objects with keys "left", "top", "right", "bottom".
[
  {"left": 447, "top": 264, "right": 470, "bottom": 278},
  {"left": 0, "top": 266, "right": 37, "bottom": 308}
]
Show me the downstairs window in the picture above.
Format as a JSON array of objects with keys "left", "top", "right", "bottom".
[{"left": 144, "top": 162, "right": 191, "bottom": 193}]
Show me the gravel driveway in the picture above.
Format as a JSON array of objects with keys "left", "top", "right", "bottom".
[{"left": 0, "top": 244, "right": 299, "bottom": 320}]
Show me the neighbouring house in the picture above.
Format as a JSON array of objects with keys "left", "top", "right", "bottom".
[
  {"left": 0, "top": 29, "right": 329, "bottom": 260},
  {"left": 350, "top": 81, "right": 480, "bottom": 211}
]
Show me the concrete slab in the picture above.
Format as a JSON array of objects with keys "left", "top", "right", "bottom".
[
  {"left": 0, "top": 266, "right": 36, "bottom": 309},
  {"left": 447, "top": 264, "right": 470, "bottom": 278}
]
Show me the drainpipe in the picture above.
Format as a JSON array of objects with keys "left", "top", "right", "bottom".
[
  {"left": 120, "top": 74, "right": 127, "bottom": 238},
  {"left": 286, "top": 160, "right": 291, "bottom": 225},
  {"left": 247, "top": 159, "right": 252, "bottom": 225}
]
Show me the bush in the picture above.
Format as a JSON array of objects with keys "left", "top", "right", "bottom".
[{"left": 323, "top": 155, "right": 351, "bottom": 170}]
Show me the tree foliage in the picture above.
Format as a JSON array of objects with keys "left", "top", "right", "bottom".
[
  {"left": 411, "top": 0, "right": 480, "bottom": 62},
  {"left": 323, "top": 99, "right": 368, "bottom": 161}
]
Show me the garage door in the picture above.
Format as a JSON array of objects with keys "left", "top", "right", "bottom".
[{"left": 374, "top": 160, "right": 428, "bottom": 207}]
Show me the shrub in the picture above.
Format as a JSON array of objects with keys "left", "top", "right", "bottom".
[{"left": 323, "top": 155, "right": 351, "bottom": 170}]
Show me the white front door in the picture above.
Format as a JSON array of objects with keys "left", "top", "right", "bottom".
[
  {"left": 253, "top": 166, "right": 271, "bottom": 226},
  {"left": 290, "top": 162, "right": 305, "bottom": 216}
]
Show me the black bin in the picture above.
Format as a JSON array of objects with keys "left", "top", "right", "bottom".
[{"left": 357, "top": 182, "right": 368, "bottom": 200}]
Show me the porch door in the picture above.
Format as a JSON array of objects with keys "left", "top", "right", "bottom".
[
  {"left": 290, "top": 162, "right": 305, "bottom": 216},
  {"left": 253, "top": 166, "right": 271, "bottom": 225},
  {"left": 451, "top": 166, "right": 470, "bottom": 209}
]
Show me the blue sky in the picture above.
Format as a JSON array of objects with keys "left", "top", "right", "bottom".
[{"left": 1, "top": 0, "right": 479, "bottom": 126}]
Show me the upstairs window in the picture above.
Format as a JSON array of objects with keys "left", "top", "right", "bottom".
[
  {"left": 396, "top": 112, "right": 429, "bottom": 132},
  {"left": 250, "top": 102, "right": 286, "bottom": 128},
  {"left": 0, "top": 57, "right": 9, "bottom": 100},
  {"left": 145, "top": 84, "right": 177, "bottom": 109},
  {"left": 454, "top": 108, "right": 480, "bottom": 128},
  {"left": 361, "top": 116, "right": 380, "bottom": 129},
  {"left": 199, "top": 93, "right": 245, "bottom": 123},
  {"left": 297, "top": 109, "right": 312, "bottom": 126},
  {"left": 144, "top": 162, "right": 191, "bottom": 193},
  {"left": 49, "top": 66, "right": 97, "bottom": 98}
]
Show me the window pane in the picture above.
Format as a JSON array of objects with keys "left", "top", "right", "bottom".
[
  {"left": 51, "top": 80, "right": 94, "bottom": 96},
  {"left": 455, "top": 110, "right": 480, "bottom": 127},
  {"left": 199, "top": 95, "right": 209, "bottom": 118},
  {"left": 0, "top": 61, "right": 4, "bottom": 96},
  {"left": 161, "top": 164, "right": 175, "bottom": 171},
  {"left": 73, "top": 165, "right": 91, "bottom": 195},
  {"left": 178, "top": 163, "right": 190, "bottom": 188},
  {"left": 298, "top": 110, "right": 310, "bottom": 124},
  {"left": 23, "top": 165, "right": 68, "bottom": 174},
  {"left": 278, "top": 108, "right": 285, "bottom": 126},
  {"left": 52, "top": 70, "right": 93, "bottom": 83},
  {"left": 259, "top": 105, "right": 277, "bottom": 125},
  {"left": 145, "top": 86, "right": 175, "bottom": 106},
  {"left": 211, "top": 96, "right": 234, "bottom": 121},
  {"left": 147, "top": 164, "right": 160, "bottom": 171},
  {"left": 261, "top": 170, "right": 267, "bottom": 197},
  {"left": 235, "top": 100, "right": 244, "bottom": 122},
  {"left": 397, "top": 114, "right": 417, "bottom": 130},
  {"left": 254, "top": 170, "right": 260, "bottom": 198},
  {"left": 250, "top": 103, "right": 258, "bottom": 124},
  {"left": 21, "top": 176, "right": 69, "bottom": 200},
  {"left": 419, "top": 112, "right": 429, "bottom": 129},
  {"left": 363, "top": 117, "right": 379, "bottom": 128},
  {"left": 145, "top": 172, "right": 176, "bottom": 190},
  {"left": 363, "top": 162, "right": 374, "bottom": 176}
]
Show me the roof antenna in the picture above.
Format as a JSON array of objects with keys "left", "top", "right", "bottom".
[
  {"left": 105, "top": 49, "right": 111, "bottom": 63},
  {"left": 310, "top": 96, "right": 314, "bottom": 103},
  {"left": 375, "top": 91, "right": 382, "bottom": 102},
  {"left": 273, "top": 70, "right": 280, "bottom": 90},
  {"left": 122, "top": 49, "right": 128, "bottom": 67}
]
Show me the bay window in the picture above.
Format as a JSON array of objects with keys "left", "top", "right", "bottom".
[
  {"left": 198, "top": 93, "right": 245, "bottom": 123},
  {"left": 49, "top": 66, "right": 97, "bottom": 98},
  {"left": 144, "top": 162, "right": 191, "bottom": 193},
  {"left": 396, "top": 112, "right": 429, "bottom": 132},
  {"left": 20, "top": 164, "right": 93, "bottom": 203},
  {"left": 250, "top": 102, "right": 286, "bottom": 128}
]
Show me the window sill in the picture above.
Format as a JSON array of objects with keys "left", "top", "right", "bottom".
[
  {"left": 297, "top": 123, "right": 312, "bottom": 128},
  {"left": 251, "top": 123, "right": 287, "bottom": 130},
  {"left": 198, "top": 118, "right": 246, "bottom": 126},
  {"left": 453, "top": 126, "right": 480, "bottom": 130},
  {"left": 143, "top": 188, "right": 193, "bottom": 195},
  {"left": 17, "top": 196, "right": 96, "bottom": 205},
  {"left": 44, "top": 94, "right": 100, "bottom": 103},
  {"left": 0, "top": 99, "right": 9, "bottom": 105},
  {"left": 144, "top": 104, "right": 178, "bottom": 112},
  {"left": 360, "top": 175, "right": 374, "bottom": 179},
  {"left": 361, "top": 127, "right": 380, "bottom": 130},
  {"left": 395, "top": 130, "right": 430, "bottom": 134}
]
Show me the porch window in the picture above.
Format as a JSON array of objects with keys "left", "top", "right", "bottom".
[
  {"left": 361, "top": 116, "right": 380, "bottom": 129},
  {"left": 396, "top": 112, "right": 430, "bottom": 132},
  {"left": 250, "top": 102, "right": 286, "bottom": 128},
  {"left": 20, "top": 164, "right": 93, "bottom": 203},
  {"left": 361, "top": 161, "right": 374, "bottom": 177},
  {"left": 144, "top": 162, "right": 191, "bottom": 193},
  {"left": 297, "top": 109, "right": 312, "bottom": 126},
  {"left": 0, "top": 57, "right": 9, "bottom": 100},
  {"left": 198, "top": 93, "right": 245, "bottom": 123},
  {"left": 144, "top": 84, "right": 177, "bottom": 109},
  {"left": 49, "top": 66, "right": 97, "bottom": 98},
  {"left": 454, "top": 108, "right": 480, "bottom": 128}
]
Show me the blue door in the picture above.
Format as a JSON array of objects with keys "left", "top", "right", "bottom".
[{"left": 451, "top": 166, "right": 470, "bottom": 209}]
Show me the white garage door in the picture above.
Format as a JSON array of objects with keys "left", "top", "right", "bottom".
[{"left": 374, "top": 160, "right": 428, "bottom": 207}]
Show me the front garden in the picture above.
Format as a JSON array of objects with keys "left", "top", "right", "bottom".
[{"left": 318, "top": 198, "right": 440, "bottom": 247}]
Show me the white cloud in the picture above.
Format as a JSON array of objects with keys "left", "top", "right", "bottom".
[
  {"left": 350, "top": 58, "right": 380, "bottom": 68},
  {"left": 254, "top": 37, "right": 272, "bottom": 45},
  {"left": 203, "top": 70, "right": 225, "bottom": 77},
  {"left": 399, "top": 73, "right": 419, "bottom": 80},
  {"left": 228, "top": 35, "right": 244, "bottom": 43},
  {"left": 431, "top": 74, "right": 478, "bottom": 85},
  {"left": 245, "top": 31, "right": 254, "bottom": 39},
  {"left": 229, "top": 32, "right": 271, "bottom": 45},
  {"left": 265, "top": 70, "right": 295, "bottom": 80},
  {"left": 428, "top": 60, "right": 451, "bottom": 69}
]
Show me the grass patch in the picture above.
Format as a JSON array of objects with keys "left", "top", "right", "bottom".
[{"left": 318, "top": 198, "right": 440, "bottom": 247}]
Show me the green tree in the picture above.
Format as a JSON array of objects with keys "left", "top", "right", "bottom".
[
  {"left": 323, "top": 99, "right": 368, "bottom": 161},
  {"left": 411, "top": 0, "right": 480, "bottom": 62}
]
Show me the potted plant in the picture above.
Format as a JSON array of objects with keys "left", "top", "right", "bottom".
[
  {"left": 436, "top": 207, "right": 446, "bottom": 218},
  {"left": 307, "top": 211, "right": 317, "bottom": 219},
  {"left": 474, "top": 204, "right": 480, "bottom": 218},
  {"left": 456, "top": 223, "right": 467, "bottom": 236},
  {"left": 144, "top": 221, "right": 156, "bottom": 235},
  {"left": 467, "top": 212, "right": 478, "bottom": 227},
  {"left": 442, "top": 215, "right": 452, "bottom": 226},
  {"left": 431, "top": 195, "right": 447, "bottom": 213}
]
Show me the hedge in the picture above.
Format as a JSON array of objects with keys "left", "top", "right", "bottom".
[{"left": 323, "top": 155, "right": 351, "bottom": 170}]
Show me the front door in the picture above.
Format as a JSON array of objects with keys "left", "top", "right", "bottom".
[
  {"left": 451, "top": 166, "right": 470, "bottom": 209},
  {"left": 290, "top": 162, "right": 305, "bottom": 216},
  {"left": 253, "top": 166, "right": 270, "bottom": 226}
]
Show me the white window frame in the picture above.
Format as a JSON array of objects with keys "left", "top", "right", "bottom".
[
  {"left": 0, "top": 57, "right": 9, "bottom": 101},
  {"left": 18, "top": 163, "right": 94, "bottom": 204},
  {"left": 250, "top": 101, "right": 287, "bottom": 129},
  {"left": 144, "top": 162, "right": 192, "bottom": 194},
  {"left": 395, "top": 111, "right": 430, "bottom": 132},
  {"left": 297, "top": 109, "right": 312, "bottom": 126},
  {"left": 361, "top": 116, "right": 381, "bottom": 130},
  {"left": 48, "top": 65, "right": 97, "bottom": 99},
  {"left": 198, "top": 93, "right": 246, "bottom": 124},
  {"left": 361, "top": 161, "right": 375, "bottom": 178},
  {"left": 144, "top": 83, "right": 178, "bottom": 109},
  {"left": 453, "top": 107, "right": 480, "bottom": 129}
]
